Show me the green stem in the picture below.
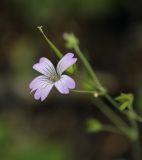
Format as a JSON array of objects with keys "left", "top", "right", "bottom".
[
  {"left": 104, "top": 94, "right": 133, "bottom": 118},
  {"left": 103, "top": 125, "right": 124, "bottom": 135},
  {"left": 132, "top": 139, "right": 141, "bottom": 160},
  {"left": 73, "top": 90, "right": 129, "bottom": 134},
  {"left": 74, "top": 45, "right": 106, "bottom": 93},
  {"left": 67, "top": 33, "right": 141, "bottom": 158},
  {"left": 105, "top": 95, "right": 141, "bottom": 159},
  {"left": 105, "top": 94, "right": 142, "bottom": 124},
  {"left": 131, "top": 112, "right": 142, "bottom": 123},
  {"left": 72, "top": 89, "right": 95, "bottom": 94},
  {"left": 129, "top": 108, "right": 141, "bottom": 160},
  {"left": 37, "top": 26, "right": 63, "bottom": 58},
  {"left": 99, "top": 94, "right": 141, "bottom": 160},
  {"left": 131, "top": 127, "right": 141, "bottom": 160},
  {"left": 104, "top": 94, "right": 118, "bottom": 108},
  {"left": 92, "top": 97, "right": 129, "bottom": 134}
]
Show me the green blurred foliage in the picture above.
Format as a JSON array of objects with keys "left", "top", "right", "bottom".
[
  {"left": 0, "top": 119, "right": 72, "bottom": 160},
  {"left": 9, "top": 36, "right": 40, "bottom": 99},
  {"left": 5, "top": 0, "right": 115, "bottom": 24},
  {"left": 0, "top": 121, "right": 12, "bottom": 157},
  {"left": 6, "top": 142, "right": 71, "bottom": 160},
  {"left": 87, "top": 118, "right": 103, "bottom": 133}
]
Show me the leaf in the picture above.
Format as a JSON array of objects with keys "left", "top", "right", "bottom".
[
  {"left": 119, "top": 101, "right": 130, "bottom": 111},
  {"left": 115, "top": 93, "right": 134, "bottom": 111}
]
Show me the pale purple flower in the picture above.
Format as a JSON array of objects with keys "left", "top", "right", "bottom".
[{"left": 29, "top": 53, "right": 77, "bottom": 101}]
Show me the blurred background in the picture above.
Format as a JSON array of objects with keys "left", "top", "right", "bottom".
[{"left": 0, "top": 0, "right": 142, "bottom": 159}]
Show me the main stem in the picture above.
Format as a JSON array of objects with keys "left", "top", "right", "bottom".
[
  {"left": 73, "top": 41, "right": 141, "bottom": 159},
  {"left": 74, "top": 45, "right": 106, "bottom": 93},
  {"left": 132, "top": 127, "right": 141, "bottom": 160},
  {"left": 105, "top": 94, "right": 141, "bottom": 159},
  {"left": 92, "top": 97, "right": 129, "bottom": 133},
  {"left": 129, "top": 108, "right": 141, "bottom": 160}
]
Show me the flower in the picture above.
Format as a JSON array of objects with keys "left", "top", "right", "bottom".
[{"left": 29, "top": 53, "right": 77, "bottom": 101}]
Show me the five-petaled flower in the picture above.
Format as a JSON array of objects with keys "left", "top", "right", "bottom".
[{"left": 29, "top": 53, "right": 77, "bottom": 101}]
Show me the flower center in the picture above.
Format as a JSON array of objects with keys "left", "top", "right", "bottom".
[{"left": 49, "top": 74, "right": 60, "bottom": 82}]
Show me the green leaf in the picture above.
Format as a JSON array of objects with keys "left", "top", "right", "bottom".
[
  {"left": 119, "top": 101, "right": 130, "bottom": 111},
  {"left": 115, "top": 93, "right": 134, "bottom": 111}
]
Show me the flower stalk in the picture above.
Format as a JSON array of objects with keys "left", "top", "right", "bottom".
[
  {"left": 74, "top": 45, "right": 106, "bottom": 93},
  {"left": 37, "top": 26, "right": 63, "bottom": 58}
]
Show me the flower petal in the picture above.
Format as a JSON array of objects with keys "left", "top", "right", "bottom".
[
  {"left": 29, "top": 75, "right": 54, "bottom": 101},
  {"left": 34, "top": 89, "right": 41, "bottom": 100},
  {"left": 54, "top": 80, "right": 69, "bottom": 94},
  {"left": 34, "top": 84, "right": 54, "bottom": 101},
  {"left": 54, "top": 75, "right": 75, "bottom": 94},
  {"left": 61, "top": 75, "right": 76, "bottom": 89},
  {"left": 29, "top": 75, "right": 52, "bottom": 92},
  {"left": 56, "top": 53, "right": 77, "bottom": 75},
  {"left": 33, "top": 57, "right": 56, "bottom": 76}
]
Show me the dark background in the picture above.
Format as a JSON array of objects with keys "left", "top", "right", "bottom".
[{"left": 0, "top": 0, "right": 142, "bottom": 159}]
